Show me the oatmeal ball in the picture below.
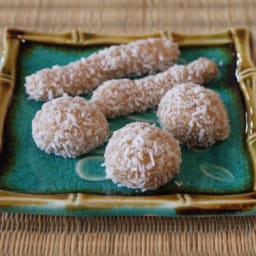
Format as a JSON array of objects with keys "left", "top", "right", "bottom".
[
  {"left": 157, "top": 83, "right": 230, "bottom": 148},
  {"left": 32, "top": 96, "right": 109, "bottom": 158},
  {"left": 104, "top": 122, "right": 181, "bottom": 191}
]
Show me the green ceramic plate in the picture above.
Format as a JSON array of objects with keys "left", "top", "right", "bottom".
[{"left": 0, "top": 28, "right": 256, "bottom": 216}]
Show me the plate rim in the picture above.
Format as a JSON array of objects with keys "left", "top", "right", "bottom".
[{"left": 0, "top": 27, "right": 256, "bottom": 216}]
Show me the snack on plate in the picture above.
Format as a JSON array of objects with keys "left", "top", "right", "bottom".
[
  {"left": 104, "top": 122, "right": 181, "bottom": 191},
  {"left": 25, "top": 38, "right": 179, "bottom": 101},
  {"left": 91, "top": 58, "right": 217, "bottom": 118},
  {"left": 32, "top": 96, "right": 109, "bottom": 158},
  {"left": 157, "top": 83, "right": 230, "bottom": 148}
]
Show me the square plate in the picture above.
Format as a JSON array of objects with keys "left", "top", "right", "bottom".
[{"left": 0, "top": 28, "right": 256, "bottom": 216}]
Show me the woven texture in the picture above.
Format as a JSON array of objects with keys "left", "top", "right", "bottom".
[
  {"left": 1, "top": 0, "right": 256, "bottom": 255},
  {"left": 1, "top": 214, "right": 256, "bottom": 255}
]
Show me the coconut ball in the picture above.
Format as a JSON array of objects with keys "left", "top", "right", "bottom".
[
  {"left": 104, "top": 122, "right": 181, "bottom": 191},
  {"left": 157, "top": 83, "right": 230, "bottom": 148},
  {"left": 32, "top": 96, "right": 109, "bottom": 158}
]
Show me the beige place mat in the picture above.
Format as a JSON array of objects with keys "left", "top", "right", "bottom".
[
  {"left": 0, "top": 213, "right": 256, "bottom": 255},
  {"left": 1, "top": 0, "right": 256, "bottom": 255},
  {"left": 0, "top": 0, "right": 255, "bottom": 37}
]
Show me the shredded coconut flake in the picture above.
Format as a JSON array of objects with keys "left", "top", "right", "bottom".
[
  {"left": 104, "top": 122, "right": 181, "bottom": 191},
  {"left": 157, "top": 83, "right": 230, "bottom": 148},
  {"left": 32, "top": 96, "right": 109, "bottom": 158},
  {"left": 91, "top": 58, "right": 218, "bottom": 118},
  {"left": 25, "top": 38, "right": 180, "bottom": 101}
]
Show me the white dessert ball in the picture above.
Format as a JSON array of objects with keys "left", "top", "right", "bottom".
[
  {"left": 104, "top": 122, "right": 181, "bottom": 191},
  {"left": 32, "top": 96, "right": 109, "bottom": 158},
  {"left": 157, "top": 83, "right": 230, "bottom": 147}
]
